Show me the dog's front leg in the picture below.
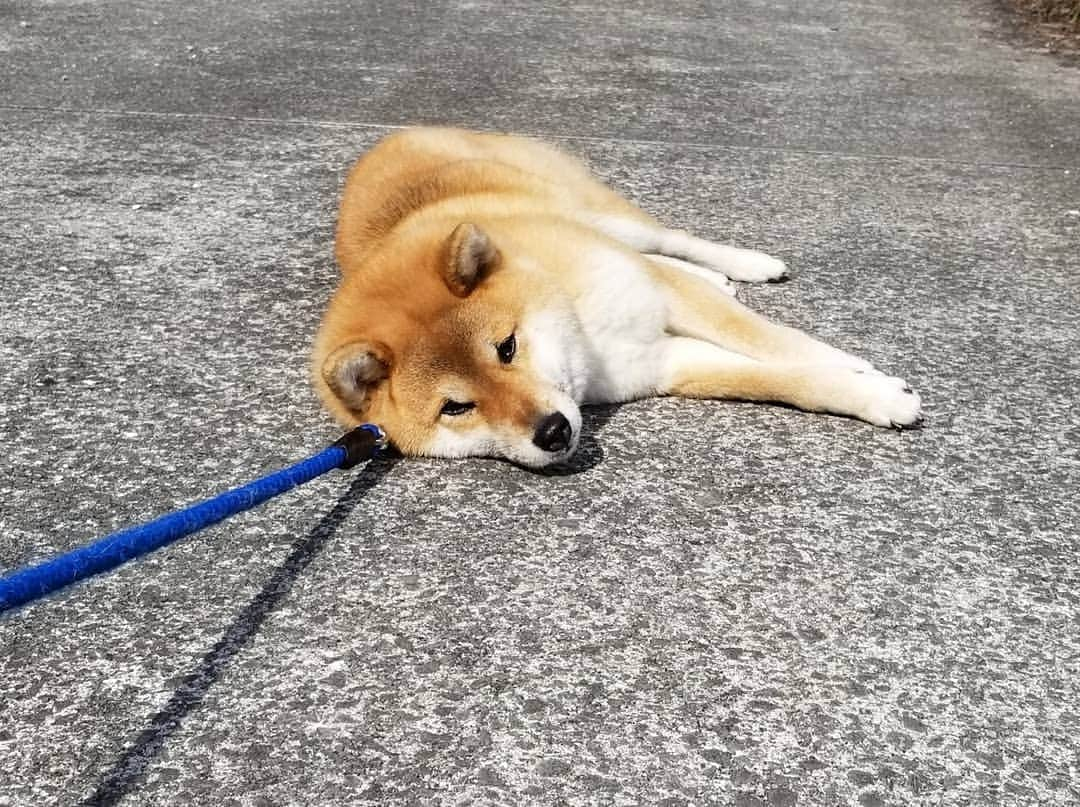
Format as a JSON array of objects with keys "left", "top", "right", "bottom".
[
  {"left": 587, "top": 215, "right": 789, "bottom": 283},
  {"left": 659, "top": 338, "right": 922, "bottom": 428}
]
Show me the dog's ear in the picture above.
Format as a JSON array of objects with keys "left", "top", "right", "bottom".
[
  {"left": 442, "top": 222, "right": 500, "bottom": 297},
  {"left": 321, "top": 340, "right": 391, "bottom": 412}
]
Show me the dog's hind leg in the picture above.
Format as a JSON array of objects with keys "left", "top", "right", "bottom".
[
  {"left": 586, "top": 215, "right": 789, "bottom": 283},
  {"left": 659, "top": 337, "right": 922, "bottom": 428}
]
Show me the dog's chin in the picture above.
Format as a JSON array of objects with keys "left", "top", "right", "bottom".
[{"left": 499, "top": 436, "right": 579, "bottom": 470}]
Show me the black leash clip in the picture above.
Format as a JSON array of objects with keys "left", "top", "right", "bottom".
[{"left": 333, "top": 424, "right": 388, "bottom": 469}]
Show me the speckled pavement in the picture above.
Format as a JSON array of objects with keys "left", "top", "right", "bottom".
[{"left": 2, "top": 1, "right": 1079, "bottom": 805}]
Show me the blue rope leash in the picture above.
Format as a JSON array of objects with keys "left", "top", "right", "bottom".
[{"left": 0, "top": 425, "right": 385, "bottom": 615}]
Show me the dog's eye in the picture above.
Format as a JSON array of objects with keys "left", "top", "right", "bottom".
[
  {"left": 497, "top": 333, "right": 517, "bottom": 364},
  {"left": 440, "top": 400, "right": 476, "bottom": 417}
]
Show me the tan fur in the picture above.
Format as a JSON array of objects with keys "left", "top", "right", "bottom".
[
  {"left": 313, "top": 127, "right": 921, "bottom": 465},
  {"left": 315, "top": 128, "right": 640, "bottom": 453}
]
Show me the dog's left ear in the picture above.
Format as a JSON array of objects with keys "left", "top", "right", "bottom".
[{"left": 442, "top": 222, "right": 500, "bottom": 297}]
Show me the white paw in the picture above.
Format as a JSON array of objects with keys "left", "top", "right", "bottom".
[
  {"left": 697, "top": 244, "right": 789, "bottom": 283},
  {"left": 848, "top": 371, "right": 923, "bottom": 428},
  {"left": 725, "top": 251, "right": 789, "bottom": 283}
]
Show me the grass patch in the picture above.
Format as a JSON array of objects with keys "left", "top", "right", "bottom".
[
  {"left": 1009, "top": 0, "right": 1080, "bottom": 49},
  {"left": 1021, "top": 0, "right": 1080, "bottom": 30}
]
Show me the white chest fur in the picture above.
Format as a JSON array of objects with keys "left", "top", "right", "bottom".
[{"left": 571, "top": 246, "right": 670, "bottom": 404}]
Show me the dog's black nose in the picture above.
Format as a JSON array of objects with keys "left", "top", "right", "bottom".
[{"left": 533, "top": 412, "right": 572, "bottom": 453}]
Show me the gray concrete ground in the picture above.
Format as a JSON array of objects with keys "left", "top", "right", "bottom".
[{"left": 2, "top": 1, "right": 1079, "bottom": 805}]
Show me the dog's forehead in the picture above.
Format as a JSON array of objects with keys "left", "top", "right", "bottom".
[
  {"left": 426, "top": 298, "right": 506, "bottom": 346},
  {"left": 392, "top": 306, "right": 484, "bottom": 378}
]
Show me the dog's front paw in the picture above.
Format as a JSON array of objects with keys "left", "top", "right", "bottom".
[
  {"left": 682, "top": 239, "right": 794, "bottom": 283},
  {"left": 714, "top": 248, "right": 790, "bottom": 283},
  {"left": 849, "top": 372, "right": 923, "bottom": 429},
  {"left": 745, "top": 253, "right": 790, "bottom": 284}
]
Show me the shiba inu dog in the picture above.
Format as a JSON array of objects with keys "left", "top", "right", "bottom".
[{"left": 312, "top": 127, "right": 922, "bottom": 468}]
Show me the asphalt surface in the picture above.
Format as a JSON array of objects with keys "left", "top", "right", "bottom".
[{"left": 2, "top": 1, "right": 1079, "bottom": 805}]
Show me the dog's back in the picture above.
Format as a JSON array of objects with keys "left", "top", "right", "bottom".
[{"left": 335, "top": 127, "right": 651, "bottom": 273}]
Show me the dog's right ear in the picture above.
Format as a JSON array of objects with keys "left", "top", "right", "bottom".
[
  {"left": 321, "top": 340, "right": 391, "bottom": 412},
  {"left": 442, "top": 222, "right": 500, "bottom": 297}
]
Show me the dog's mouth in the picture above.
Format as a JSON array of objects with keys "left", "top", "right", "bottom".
[
  {"left": 508, "top": 440, "right": 579, "bottom": 470},
  {"left": 539, "top": 433, "right": 580, "bottom": 467},
  {"left": 501, "top": 419, "right": 581, "bottom": 470}
]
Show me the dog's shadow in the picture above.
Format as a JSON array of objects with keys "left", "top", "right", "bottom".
[{"left": 537, "top": 403, "right": 622, "bottom": 476}]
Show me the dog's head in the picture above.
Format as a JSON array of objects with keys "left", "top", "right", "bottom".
[{"left": 313, "top": 222, "right": 586, "bottom": 468}]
